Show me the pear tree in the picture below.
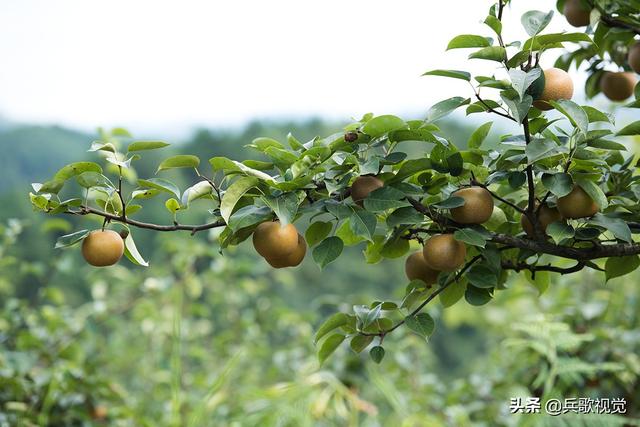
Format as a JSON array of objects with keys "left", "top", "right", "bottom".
[{"left": 29, "top": 0, "right": 640, "bottom": 364}]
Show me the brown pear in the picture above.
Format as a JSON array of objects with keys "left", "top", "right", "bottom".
[
  {"left": 351, "top": 176, "right": 384, "bottom": 207},
  {"left": 422, "top": 234, "right": 466, "bottom": 272},
  {"left": 629, "top": 42, "right": 640, "bottom": 74},
  {"left": 557, "top": 186, "right": 599, "bottom": 219},
  {"left": 563, "top": 0, "right": 591, "bottom": 27},
  {"left": 600, "top": 72, "right": 636, "bottom": 101},
  {"left": 405, "top": 251, "right": 440, "bottom": 286},
  {"left": 265, "top": 234, "right": 307, "bottom": 268},
  {"left": 82, "top": 230, "right": 124, "bottom": 267},
  {"left": 450, "top": 187, "right": 494, "bottom": 224},
  {"left": 533, "top": 68, "right": 574, "bottom": 111},
  {"left": 521, "top": 204, "right": 563, "bottom": 237},
  {"left": 252, "top": 221, "right": 299, "bottom": 259}
]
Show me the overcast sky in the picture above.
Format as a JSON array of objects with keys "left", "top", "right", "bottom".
[{"left": 0, "top": 0, "right": 583, "bottom": 137}]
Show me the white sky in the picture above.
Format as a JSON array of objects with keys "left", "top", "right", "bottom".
[{"left": 0, "top": 0, "right": 574, "bottom": 137}]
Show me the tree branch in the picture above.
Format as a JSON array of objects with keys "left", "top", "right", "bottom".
[
  {"left": 406, "top": 196, "right": 640, "bottom": 261},
  {"left": 593, "top": 5, "right": 640, "bottom": 35},
  {"left": 522, "top": 116, "right": 545, "bottom": 240},
  {"left": 474, "top": 92, "right": 517, "bottom": 122},
  {"left": 470, "top": 180, "right": 526, "bottom": 214},
  {"left": 68, "top": 206, "right": 226, "bottom": 234},
  {"left": 501, "top": 260, "right": 585, "bottom": 275},
  {"left": 361, "top": 255, "right": 483, "bottom": 338}
]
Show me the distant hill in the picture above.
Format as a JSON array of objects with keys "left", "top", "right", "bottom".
[{"left": 0, "top": 125, "right": 92, "bottom": 193}]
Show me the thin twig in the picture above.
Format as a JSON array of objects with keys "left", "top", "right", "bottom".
[
  {"left": 361, "top": 255, "right": 483, "bottom": 337},
  {"left": 68, "top": 206, "right": 226, "bottom": 233}
]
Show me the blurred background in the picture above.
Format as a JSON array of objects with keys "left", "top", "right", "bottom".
[{"left": 1, "top": 0, "right": 639, "bottom": 426}]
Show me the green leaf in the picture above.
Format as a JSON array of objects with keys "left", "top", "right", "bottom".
[
  {"left": 582, "top": 106, "right": 613, "bottom": 124},
  {"left": 546, "top": 221, "right": 574, "bottom": 244},
  {"left": 361, "top": 115, "right": 407, "bottom": 138},
  {"left": 132, "top": 188, "right": 161, "bottom": 200},
  {"left": 467, "top": 265, "right": 498, "bottom": 288},
  {"left": 422, "top": 69, "right": 471, "bottom": 81},
  {"left": 264, "top": 147, "right": 298, "bottom": 170},
  {"left": 37, "top": 179, "right": 65, "bottom": 194},
  {"left": 317, "top": 334, "right": 345, "bottom": 365},
  {"left": 125, "top": 204, "right": 142, "bottom": 216},
  {"left": 405, "top": 313, "right": 435, "bottom": 338},
  {"left": 350, "top": 335, "right": 374, "bottom": 353},
  {"left": 616, "top": 120, "right": 640, "bottom": 136},
  {"left": 127, "top": 141, "right": 170, "bottom": 152},
  {"left": 363, "top": 186, "right": 407, "bottom": 212},
  {"left": 446, "top": 34, "right": 491, "bottom": 50},
  {"left": 220, "top": 177, "right": 258, "bottom": 223},
  {"left": 105, "top": 153, "right": 137, "bottom": 169},
  {"left": 509, "top": 68, "right": 542, "bottom": 101},
  {"left": 380, "top": 235, "right": 410, "bottom": 259},
  {"left": 587, "top": 139, "right": 626, "bottom": 151},
  {"left": 264, "top": 192, "right": 300, "bottom": 226},
  {"left": 75, "top": 172, "right": 113, "bottom": 189},
  {"left": 313, "top": 236, "right": 344, "bottom": 269},
  {"left": 465, "top": 285, "right": 493, "bottom": 306},
  {"left": 250, "top": 137, "right": 284, "bottom": 151},
  {"left": 349, "top": 209, "right": 377, "bottom": 242},
  {"left": 484, "top": 15, "right": 502, "bottom": 35},
  {"left": 526, "top": 139, "right": 561, "bottom": 164},
  {"left": 508, "top": 171, "right": 526, "bottom": 188},
  {"left": 306, "top": 221, "right": 333, "bottom": 247},
  {"left": 576, "top": 179, "right": 608, "bottom": 209},
  {"left": 389, "top": 158, "right": 432, "bottom": 183},
  {"left": 165, "top": 198, "right": 181, "bottom": 214},
  {"left": 468, "top": 122, "right": 493, "bottom": 149},
  {"left": 430, "top": 196, "right": 464, "bottom": 210},
  {"left": 54, "top": 162, "right": 103, "bottom": 181},
  {"left": 88, "top": 141, "right": 116, "bottom": 153},
  {"left": 439, "top": 279, "right": 467, "bottom": 308},
  {"left": 123, "top": 231, "right": 149, "bottom": 267},
  {"left": 549, "top": 100, "right": 588, "bottom": 135},
  {"left": 228, "top": 205, "right": 272, "bottom": 231},
  {"left": 354, "top": 304, "right": 382, "bottom": 329},
  {"left": 605, "top": 255, "right": 640, "bottom": 282},
  {"left": 55, "top": 229, "right": 90, "bottom": 248},
  {"left": 454, "top": 228, "right": 488, "bottom": 248},
  {"left": 469, "top": 46, "right": 506, "bottom": 62},
  {"left": 521, "top": 10, "right": 554, "bottom": 36},
  {"left": 501, "top": 91, "right": 532, "bottom": 123},
  {"left": 589, "top": 213, "right": 631, "bottom": 243},
  {"left": 386, "top": 206, "right": 424, "bottom": 227},
  {"left": 507, "top": 50, "right": 532, "bottom": 68},
  {"left": 314, "top": 313, "right": 349, "bottom": 343},
  {"left": 138, "top": 178, "right": 181, "bottom": 200},
  {"left": 524, "top": 270, "right": 550, "bottom": 295},
  {"left": 181, "top": 181, "right": 213, "bottom": 207},
  {"left": 541, "top": 172, "right": 573, "bottom": 197},
  {"left": 369, "top": 346, "right": 385, "bottom": 364},
  {"left": 157, "top": 155, "right": 200, "bottom": 172},
  {"left": 523, "top": 32, "right": 592, "bottom": 50},
  {"left": 286, "top": 132, "right": 304, "bottom": 150},
  {"left": 426, "top": 97, "right": 470, "bottom": 122}
]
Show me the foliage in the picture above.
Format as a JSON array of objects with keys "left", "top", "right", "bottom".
[
  {"left": 25, "top": 1, "right": 640, "bottom": 369},
  {"left": 1, "top": 216, "right": 639, "bottom": 425}
]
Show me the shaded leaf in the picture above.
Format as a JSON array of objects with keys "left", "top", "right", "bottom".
[
  {"left": 317, "top": 334, "right": 345, "bottom": 365},
  {"left": 55, "top": 229, "right": 90, "bottom": 249},
  {"left": 220, "top": 177, "right": 258, "bottom": 223},
  {"left": 312, "top": 236, "right": 344, "bottom": 269}
]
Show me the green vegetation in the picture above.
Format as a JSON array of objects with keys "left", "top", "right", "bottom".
[{"left": 3, "top": 0, "right": 640, "bottom": 425}]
